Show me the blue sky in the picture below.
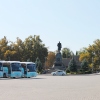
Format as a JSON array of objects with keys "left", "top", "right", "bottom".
[{"left": 0, "top": 0, "right": 100, "bottom": 53}]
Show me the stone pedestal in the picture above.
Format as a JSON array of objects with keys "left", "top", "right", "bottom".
[
  {"left": 52, "top": 51, "right": 65, "bottom": 70},
  {"left": 54, "top": 51, "right": 62, "bottom": 66}
]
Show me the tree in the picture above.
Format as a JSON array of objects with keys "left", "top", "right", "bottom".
[
  {"left": 78, "top": 47, "right": 87, "bottom": 55},
  {"left": 68, "top": 56, "right": 77, "bottom": 72},
  {"left": 62, "top": 52, "right": 66, "bottom": 58},
  {"left": 9, "top": 37, "right": 24, "bottom": 61},
  {"left": 79, "top": 52, "right": 90, "bottom": 62},
  {"left": 76, "top": 51, "right": 79, "bottom": 55},
  {"left": 45, "top": 52, "right": 55, "bottom": 69},
  {"left": 81, "top": 59, "right": 89, "bottom": 72},
  {"left": 62, "top": 48, "right": 72, "bottom": 58},
  {"left": 35, "top": 57, "right": 42, "bottom": 73},
  {"left": 79, "top": 39, "right": 100, "bottom": 71},
  {"left": 0, "top": 36, "right": 9, "bottom": 60},
  {"left": 0, "top": 35, "right": 48, "bottom": 63},
  {"left": 24, "top": 35, "right": 48, "bottom": 63}
]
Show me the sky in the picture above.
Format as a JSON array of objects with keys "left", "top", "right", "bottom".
[{"left": 0, "top": 0, "right": 100, "bottom": 53}]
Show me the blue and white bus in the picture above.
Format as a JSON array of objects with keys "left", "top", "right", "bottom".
[
  {"left": 20, "top": 62, "right": 37, "bottom": 78},
  {"left": 2, "top": 61, "right": 22, "bottom": 78},
  {"left": 0, "top": 61, "right": 3, "bottom": 77}
]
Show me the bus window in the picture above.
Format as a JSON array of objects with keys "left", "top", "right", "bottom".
[
  {"left": 27, "top": 64, "right": 36, "bottom": 72},
  {"left": 11, "top": 63, "right": 21, "bottom": 71}
]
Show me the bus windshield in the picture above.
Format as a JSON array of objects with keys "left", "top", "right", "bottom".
[
  {"left": 11, "top": 63, "right": 21, "bottom": 71},
  {"left": 27, "top": 64, "right": 36, "bottom": 72},
  {"left": 0, "top": 63, "right": 2, "bottom": 71}
]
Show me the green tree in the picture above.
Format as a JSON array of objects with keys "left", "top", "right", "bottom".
[
  {"left": 79, "top": 39, "right": 100, "bottom": 71},
  {"left": 68, "top": 56, "right": 77, "bottom": 72},
  {"left": 76, "top": 51, "right": 79, "bottom": 55},
  {"left": 0, "top": 36, "right": 9, "bottom": 60},
  {"left": 62, "top": 52, "right": 66, "bottom": 58},
  {"left": 62, "top": 48, "right": 72, "bottom": 58},
  {"left": 35, "top": 57, "right": 42, "bottom": 73},
  {"left": 24, "top": 35, "right": 48, "bottom": 63},
  {"left": 9, "top": 37, "right": 24, "bottom": 61},
  {"left": 81, "top": 59, "right": 89, "bottom": 72}
]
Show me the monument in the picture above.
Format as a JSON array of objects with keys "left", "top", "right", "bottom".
[
  {"left": 57, "top": 41, "right": 62, "bottom": 52},
  {"left": 52, "top": 41, "right": 65, "bottom": 70}
]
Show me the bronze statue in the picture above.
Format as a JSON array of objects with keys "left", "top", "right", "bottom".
[{"left": 57, "top": 41, "right": 62, "bottom": 51}]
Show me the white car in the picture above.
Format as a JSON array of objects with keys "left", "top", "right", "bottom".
[{"left": 51, "top": 70, "right": 66, "bottom": 76}]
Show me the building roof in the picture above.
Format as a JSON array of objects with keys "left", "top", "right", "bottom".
[
  {"left": 20, "top": 62, "right": 35, "bottom": 64},
  {"left": 62, "top": 56, "right": 81, "bottom": 67}
]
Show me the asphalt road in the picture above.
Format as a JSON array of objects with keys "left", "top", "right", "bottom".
[{"left": 0, "top": 74, "right": 100, "bottom": 100}]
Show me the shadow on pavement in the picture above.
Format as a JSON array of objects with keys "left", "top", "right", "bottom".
[
  {"left": 66, "top": 73, "right": 100, "bottom": 76},
  {"left": 0, "top": 77, "right": 46, "bottom": 80},
  {"left": 19, "top": 77, "right": 46, "bottom": 80},
  {"left": 0, "top": 78, "right": 13, "bottom": 80}
]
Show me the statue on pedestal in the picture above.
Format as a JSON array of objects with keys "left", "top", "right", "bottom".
[
  {"left": 52, "top": 41, "right": 66, "bottom": 70},
  {"left": 54, "top": 41, "right": 62, "bottom": 66},
  {"left": 57, "top": 41, "right": 62, "bottom": 52}
]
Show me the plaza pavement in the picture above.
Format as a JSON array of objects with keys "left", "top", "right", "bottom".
[{"left": 0, "top": 74, "right": 100, "bottom": 100}]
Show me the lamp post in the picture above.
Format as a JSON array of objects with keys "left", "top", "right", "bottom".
[
  {"left": 8, "top": 56, "right": 10, "bottom": 61},
  {"left": 92, "top": 57, "right": 94, "bottom": 73},
  {"left": 44, "top": 57, "right": 47, "bottom": 70},
  {"left": 92, "top": 51, "right": 95, "bottom": 73}
]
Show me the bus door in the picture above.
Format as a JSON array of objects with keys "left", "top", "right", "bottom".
[
  {"left": 3, "top": 63, "right": 10, "bottom": 77},
  {"left": 21, "top": 64, "right": 27, "bottom": 76}
]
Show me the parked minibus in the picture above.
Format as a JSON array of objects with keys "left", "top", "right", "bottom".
[{"left": 20, "top": 62, "right": 37, "bottom": 78}]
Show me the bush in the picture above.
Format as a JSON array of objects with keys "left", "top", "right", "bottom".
[
  {"left": 85, "top": 70, "right": 92, "bottom": 74},
  {"left": 70, "top": 72, "right": 76, "bottom": 74},
  {"left": 77, "top": 69, "right": 82, "bottom": 74},
  {"left": 66, "top": 69, "right": 70, "bottom": 73},
  {"left": 77, "top": 69, "right": 92, "bottom": 74}
]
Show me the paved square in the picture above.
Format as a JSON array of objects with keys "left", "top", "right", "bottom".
[{"left": 0, "top": 74, "right": 100, "bottom": 100}]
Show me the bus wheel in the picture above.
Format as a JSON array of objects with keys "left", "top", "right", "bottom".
[{"left": 3, "top": 73, "right": 7, "bottom": 78}]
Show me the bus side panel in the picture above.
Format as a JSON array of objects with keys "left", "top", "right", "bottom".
[
  {"left": 10, "top": 71, "right": 22, "bottom": 78},
  {"left": 0, "top": 71, "right": 3, "bottom": 77},
  {"left": 27, "top": 72, "right": 37, "bottom": 78},
  {"left": 3, "top": 67, "right": 9, "bottom": 77}
]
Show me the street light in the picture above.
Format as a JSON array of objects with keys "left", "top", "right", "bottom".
[
  {"left": 92, "top": 57, "right": 94, "bottom": 73},
  {"left": 8, "top": 56, "right": 10, "bottom": 61},
  {"left": 44, "top": 57, "right": 47, "bottom": 70},
  {"left": 92, "top": 51, "right": 95, "bottom": 73}
]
